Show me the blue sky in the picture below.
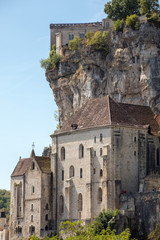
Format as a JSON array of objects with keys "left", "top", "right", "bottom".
[{"left": 0, "top": 0, "right": 107, "bottom": 190}]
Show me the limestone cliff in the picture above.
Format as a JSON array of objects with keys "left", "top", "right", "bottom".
[{"left": 46, "top": 23, "right": 160, "bottom": 125}]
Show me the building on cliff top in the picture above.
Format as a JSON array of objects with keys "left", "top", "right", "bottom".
[
  {"left": 10, "top": 95, "right": 160, "bottom": 239},
  {"left": 50, "top": 18, "right": 114, "bottom": 54}
]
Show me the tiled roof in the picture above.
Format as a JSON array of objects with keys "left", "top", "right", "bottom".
[
  {"left": 11, "top": 156, "right": 51, "bottom": 177},
  {"left": 53, "top": 96, "right": 160, "bottom": 135}
]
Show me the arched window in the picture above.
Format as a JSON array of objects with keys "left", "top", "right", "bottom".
[
  {"left": 98, "top": 188, "right": 102, "bottom": 202},
  {"left": 31, "top": 204, "right": 33, "bottom": 211},
  {"left": 61, "top": 147, "right": 65, "bottom": 161},
  {"left": 45, "top": 214, "right": 48, "bottom": 221},
  {"left": 59, "top": 195, "right": 64, "bottom": 214},
  {"left": 79, "top": 144, "right": 84, "bottom": 158},
  {"left": 69, "top": 166, "right": 74, "bottom": 178},
  {"left": 45, "top": 225, "right": 48, "bottom": 231},
  {"left": 31, "top": 162, "right": 35, "bottom": 170},
  {"left": 100, "top": 169, "right": 103, "bottom": 177},
  {"left": 46, "top": 203, "right": 49, "bottom": 210},
  {"left": 78, "top": 193, "right": 83, "bottom": 211},
  {"left": 31, "top": 186, "right": 35, "bottom": 194},
  {"left": 100, "top": 133, "right": 103, "bottom": 142}
]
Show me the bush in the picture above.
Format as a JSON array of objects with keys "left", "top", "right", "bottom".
[
  {"left": 114, "top": 19, "right": 125, "bottom": 32},
  {"left": 126, "top": 14, "right": 139, "bottom": 30},
  {"left": 86, "top": 31, "right": 110, "bottom": 53},
  {"left": 69, "top": 37, "right": 82, "bottom": 51},
  {"left": 40, "top": 45, "right": 62, "bottom": 71},
  {"left": 147, "top": 12, "right": 160, "bottom": 23},
  {"left": 90, "top": 209, "right": 120, "bottom": 235}
]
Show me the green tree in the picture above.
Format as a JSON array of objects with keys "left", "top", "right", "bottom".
[
  {"left": 40, "top": 45, "right": 62, "bottom": 71},
  {"left": 114, "top": 19, "right": 125, "bottom": 31},
  {"left": 0, "top": 189, "right": 10, "bottom": 220},
  {"left": 104, "top": 0, "right": 139, "bottom": 20},
  {"left": 86, "top": 31, "right": 110, "bottom": 53},
  {"left": 139, "top": 0, "right": 159, "bottom": 15},
  {"left": 126, "top": 14, "right": 139, "bottom": 29},
  {"left": 69, "top": 36, "right": 83, "bottom": 51}
]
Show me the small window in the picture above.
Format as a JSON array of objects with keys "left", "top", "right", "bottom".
[
  {"left": 45, "top": 225, "right": 48, "bottom": 231},
  {"left": 100, "top": 133, "right": 103, "bottom": 142},
  {"left": 31, "top": 215, "right": 33, "bottom": 222},
  {"left": 69, "top": 33, "right": 74, "bottom": 40},
  {"left": 93, "top": 168, "right": 96, "bottom": 174},
  {"left": 78, "top": 193, "right": 83, "bottom": 211},
  {"left": 134, "top": 151, "right": 136, "bottom": 156},
  {"left": 100, "top": 148, "right": 102, "bottom": 156},
  {"left": 80, "top": 32, "right": 85, "bottom": 38},
  {"left": 79, "top": 144, "right": 84, "bottom": 158},
  {"left": 31, "top": 204, "right": 33, "bottom": 211},
  {"left": 61, "top": 147, "right": 65, "bottom": 161},
  {"left": 100, "top": 169, "right": 103, "bottom": 177},
  {"left": 45, "top": 214, "right": 48, "bottom": 221},
  {"left": 62, "top": 170, "right": 64, "bottom": 181},
  {"left": 106, "top": 22, "right": 110, "bottom": 28},
  {"left": 59, "top": 195, "right": 64, "bottom": 214},
  {"left": 94, "top": 151, "right": 96, "bottom": 157},
  {"left": 31, "top": 186, "right": 35, "bottom": 194},
  {"left": 69, "top": 166, "right": 74, "bottom": 178},
  {"left": 31, "top": 162, "right": 35, "bottom": 170},
  {"left": 94, "top": 136, "right": 96, "bottom": 143},
  {"left": 45, "top": 203, "right": 48, "bottom": 210},
  {"left": 80, "top": 168, "right": 83, "bottom": 178},
  {"left": 134, "top": 137, "right": 136, "bottom": 142},
  {"left": 98, "top": 188, "right": 102, "bottom": 202},
  {"left": 29, "top": 225, "right": 35, "bottom": 234}
]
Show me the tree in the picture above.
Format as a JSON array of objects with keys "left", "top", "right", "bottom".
[
  {"left": 126, "top": 14, "right": 139, "bottom": 29},
  {"left": 104, "top": 0, "right": 139, "bottom": 20},
  {"left": 139, "top": 0, "right": 159, "bottom": 15}
]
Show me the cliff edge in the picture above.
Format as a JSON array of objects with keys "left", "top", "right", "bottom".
[{"left": 46, "top": 23, "right": 160, "bottom": 125}]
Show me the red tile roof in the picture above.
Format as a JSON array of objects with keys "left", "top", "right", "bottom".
[{"left": 53, "top": 96, "right": 160, "bottom": 135}]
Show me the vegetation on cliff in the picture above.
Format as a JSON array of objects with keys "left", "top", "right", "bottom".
[
  {"left": 0, "top": 189, "right": 10, "bottom": 220},
  {"left": 40, "top": 45, "right": 62, "bottom": 71}
]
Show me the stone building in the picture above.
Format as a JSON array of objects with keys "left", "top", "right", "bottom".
[
  {"left": 10, "top": 96, "right": 160, "bottom": 238},
  {"left": 50, "top": 96, "right": 160, "bottom": 229},
  {"left": 50, "top": 18, "right": 114, "bottom": 54},
  {"left": 9, "top": 150, "right": 52, "bottom": 240}
]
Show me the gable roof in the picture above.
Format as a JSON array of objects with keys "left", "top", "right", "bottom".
[
  {"left": 11, "top": 156, "right": 51, "bottom": 177},
  {"left": 52, "top": 96, "right": 160, "bottom": 136}
]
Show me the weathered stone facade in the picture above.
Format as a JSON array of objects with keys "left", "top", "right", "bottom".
[
  {"left": 9, "top": 152, "right": 52, "bottom": 240},
  {"left": 50, "top": 18, "right": 114, "bottom": 54}
]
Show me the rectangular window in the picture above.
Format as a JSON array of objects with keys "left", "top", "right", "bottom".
[
  {"left": 100, "top": 148, "right": 103, "bottom": 156},
  {"left": 62, "top": 170, "right": 64, "bottom": 181},
  {"left": 31, "top": 215, "right": 33, "bottom": 222},
  {"left": 69, "top": 33, "right": 74, "bottom": 41},
  {"left": 80, "top": 168, "right": 83, "bottom": 178},
  {"left": 100, "top": 133, "right": 103, "bottom": 142},
  {"left": 94, "top": 151, "right": 96, "bottom": 157},
  {"left": 94, "top": 136, "right": 96, "bottom": 143},
  {"left": 80, "top": 32, "right": 85, "bottom": 38}
]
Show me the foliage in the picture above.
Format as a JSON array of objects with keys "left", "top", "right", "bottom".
[
  {"left": 91, "top": 209, "right": 121, "bottom": 235},
  {"left": 27, "top": 235, "right": 40, "bottom": 240},
  {"left": 148, "top": 224, "right": 160, "bottom": 240},
  {"left": 147, "top": 12, "right": 160, "bottom": 24},
  {"left": 139, "top": 0, "right": 159, "bottom": 15},
  {"left": 69, "top": 37, "right": 82, "bottom": 51},
  {"left": 0, "top": 189, "right": 10, "bottom": 220},
  {"left": 126, "top": 14, "right": 139, "bottom": 29},
  {"left": 86, "top": 31, "right": 110, "bottom": 53},
  {"left": 114, "top": 19, "right": 125, "bottom": 31},
  {"left": 85, "top": 32, "right": 94, "bottom": 41},
  {"left": 40, "top": 45, "right": 62, "bottom": 71},
  {"left": 104, "top": 0, "right": 139, "bottom": 20}
]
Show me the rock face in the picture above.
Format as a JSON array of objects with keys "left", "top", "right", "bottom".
[{"left": 46, "top": 23, "right": 160, "bottom": 125}]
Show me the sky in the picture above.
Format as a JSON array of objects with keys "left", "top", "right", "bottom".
[{"left": 0, "top": 0, "right": 108, "bottom": 190}]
